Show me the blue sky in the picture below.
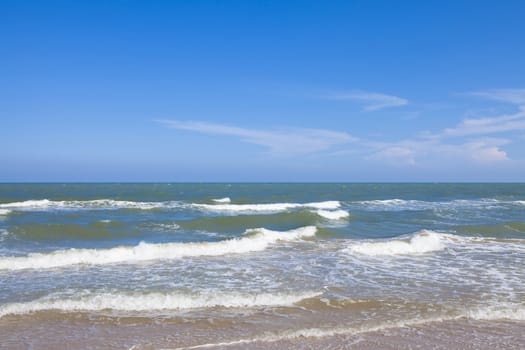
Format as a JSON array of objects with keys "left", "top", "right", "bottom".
[{"left": 2, "top": 0, "right": 525, "bottom": 182}]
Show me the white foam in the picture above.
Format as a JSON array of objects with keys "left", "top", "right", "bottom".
[
  {"left": 0, "top": 226, "right": 317, "bottom": 271},
  {"left": 168, "top": 302, "right": 525, "bottom": 350},
  {"left": 355, "top": 198, "right": 525, "bottom": 211},
  {"left": 466, "top": 303, "right": 525, "bottom": 321},
  {"left": 0, "top": 199, "right": 52, "bottom": 209},
  {"left": 348, "top": 230, "right": 449, "bottom": 256},
  {"left": 316, "top": 209, "right": 349, "bottom": 220},
  {"left": 0, "top": 199, "right": 341, "bottom": 214},
  {"left": 150, "top": 223, "right": 181, "bottom": 231},
  {"left": 0, "top": 199, "right": 169, "bottom": 211},
  {"left": 168, "top": 315, "right": 463, "bottom": 350},
  {"left": 194, "top": 201, "right": 340, "bottom": 213},
  {"left": 0, "top": 209, "right": 11, "bottom": 215},
  {"left": 0, "top": 290, "right": 320, "bottom": 317}
]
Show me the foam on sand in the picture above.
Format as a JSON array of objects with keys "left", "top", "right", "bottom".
[
  {"left": 167, "top": 302, "right": 525, "bottom": 350},
  {"left": 0, "top": 290, "right": 321, "bottom": 317},
  {"left": 0, "top": 226, "right": 317, "bottom": 271},
  {"left": 167, "top": 314, "right": 464, "bottom": 350},
  {"left": 194, "top": 201, "right": 341, "bottom": 213},
  {"left": 348, "top": 230, "right": 450, "bottom": 256},
  {"left": 465, "top": 303, "right": 525, "bottom": 321}
]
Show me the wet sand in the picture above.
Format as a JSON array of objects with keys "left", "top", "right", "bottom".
[{"left": 1, "top": 315, "right": 524, "bottom": 350}]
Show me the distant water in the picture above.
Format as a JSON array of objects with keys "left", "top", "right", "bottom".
[{"left": 0, "top": 183, "right": 524, "bottom": 349}]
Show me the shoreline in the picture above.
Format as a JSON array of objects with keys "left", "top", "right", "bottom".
[{"left": 1, "top": 314, "right": 524, "bottom": 349}]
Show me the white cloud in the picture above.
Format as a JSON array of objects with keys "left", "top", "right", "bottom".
[
  {"left": 323, "top": 91, "right": 408, "bottom": 111},
  {"left": 158, "top": 120, "right": 356, "bottom": 155},
  {"left": 157, "top": 87, "right": 525, "bottom": 166},
  {"left": 470, "top": 89, "right": 525, "bottom": 105},
  {"left": 368, "top": 146, "right": 416, "bottom": 165},
  {"left": 364, "top": 136, "right": 510, "bottom": 165},
  {"left": 463, "top": 141, "right": 509, "bottom": 162},
  {"left": 442, "top": 107, "right": 525, "bottom": 137}
]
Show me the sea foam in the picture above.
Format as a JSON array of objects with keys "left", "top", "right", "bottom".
[
  {"left": 0, "top": 226, "right": 317, "bottom": 271},
  {"left": 316, "top": 209, "right": 349, "bottom": 220},
  {"left": 0, "top": 199, "right": 169, "bottom": 210},
  {"left": 194, "top": 201, "right": 340, "bottom": 213},
  {"left": 348, "top": 230, "right": 449, "bottom": 256},
  {"left": 0, "top": 290, "right": 320, "bottom": 317},
  {"left": 465, "top": 303, "right": 525, "bottom": 321},
  {"left": 0, "top": 199, "right": 341, "bottom": 214},
  {"left": 353, "top": 198, "right": 525, "bottom": 211},
  {"left": 0, "top": 209, "right": 11, "bottom": 215}
]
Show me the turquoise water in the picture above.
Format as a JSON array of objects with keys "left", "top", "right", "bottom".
[{"left": 0, "top": 183, "right": 524, "bottom": 347}]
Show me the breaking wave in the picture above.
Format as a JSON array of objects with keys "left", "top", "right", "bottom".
[
  {"left": 0, "top": 199, "right": 171, "bottom": 211},
  {"left": 315, "top": 209, "right": 349, "bottom": 220},
  {"left": 0, "top": 290, "right": 321, "bottom": 317},
  {"left": 0, "top": 199, "right": 341, "bottom": 215},
  {"left": 0, "top": 226, "right": 317, "bottom": 271},
  {"left": 347, "top": 230, "right": 450, "bottom": 256},
  {"left": 194, "top": 201, "right": 340, "bottom": 213},
  {"left": 353, "top": 198, "right": 525, "bottom": 211}
]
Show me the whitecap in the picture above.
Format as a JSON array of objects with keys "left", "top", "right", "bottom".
[
  {"left": 0, "top": 199, "right": 53, "bottom": 209},
  {"left": 0, "top": 199, "right": 171, "bottom": 211},
  {"left": 0, "top": 290, "right": 321, "bottom": 317},
  {"left": 212, "top": 197, "right": 231, "bottom": 203},
  {"left": 347, "top": 230, "right": 450, "bottom": 256},
  {"left": 0, "top": 226, "right": 317, "bottom": 271},
  {"left": 315, "top": 209, "right": 349, "bottom": 220},
  {"left": 194, "top": 201, "right": 340, "bottom": 213}
]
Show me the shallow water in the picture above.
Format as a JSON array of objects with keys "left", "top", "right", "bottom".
[{"left": 0, "top": 183, "right": 524, "bottom": 348}]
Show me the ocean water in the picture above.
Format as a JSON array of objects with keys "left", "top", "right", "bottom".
[{"left": 0, "top": 183, "right": 524, "bottom": 349}]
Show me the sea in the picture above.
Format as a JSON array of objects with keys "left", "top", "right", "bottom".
[{"left": 0, "top": 183, "right": 524, "bottom": 349}]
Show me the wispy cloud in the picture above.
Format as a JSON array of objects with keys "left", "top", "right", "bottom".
[
  {"left": 158, "top": 120, "right": 356, "bottom": 155},
  {"left": 158, "top": 88, "right": 524, "bottom": 166},
  {"left": 441, "top": 107, "right": 525, "bottom": 137},
  {"left": 367, "top": 137, "right": 509, "bottom": 165},
  {"left": 420, "top": 89, "right": 525, "bottom": 139},
  {"left": 470, "top": 89, "right": 525, "bottom": 105},
  {"left": 322, "top": 91, "right": 408, "bottom": 111},
  {"left": 368, "top": 146, "right": 416, "bottom": 165}
]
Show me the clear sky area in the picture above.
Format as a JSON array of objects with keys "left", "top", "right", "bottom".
[{"left": 2, "top": 0, "right": 525, "bottom": 182}]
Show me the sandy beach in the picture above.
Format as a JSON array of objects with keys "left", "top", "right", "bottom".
[{"left": 1, "top": 314, "right": 524, "bottom": 349}]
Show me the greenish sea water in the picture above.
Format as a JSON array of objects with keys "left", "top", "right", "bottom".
[{"left": 0, "top": 183, "right": 524, "bottom": 348}]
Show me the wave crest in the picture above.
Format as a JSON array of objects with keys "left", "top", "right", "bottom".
[
  {"left": 315, "top": 209, "right": 349, "bottom": 220},
  {"left": 0, "top": 226, "right": 317, "bottom": 271},
  {"left": 0, "top": 290, "right": 321, "bottom": 317},
  {"left": 194, "top": 201, "right": 340, "bottom": 213},
  {"left": 347, "top": 230, "right": 449, "bottom": 256}
]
